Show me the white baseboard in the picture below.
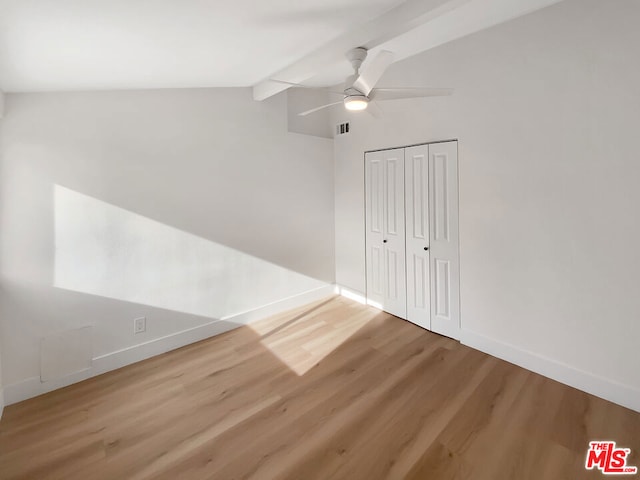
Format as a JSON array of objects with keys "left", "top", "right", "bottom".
[
  {"left": 335, "top": 285, "right": 367, "bottom": 305},
  {"left": 460, "top": 329, "right": 640, "bottom": 413},
  {"left": 9, "top": 284, "right": 633, "bottom": 414},
  {"left": 3, "top": 284, "right": 335, "bottom": 406},
  {"left": 332, "top": 286, "right": 640, "bottom": 413}
]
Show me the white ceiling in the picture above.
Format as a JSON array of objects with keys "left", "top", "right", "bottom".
[
  {"left": 0, "top": 0, "right": 406, "bottom": 92},
  {"left": 0, "top": 0, "right": 563, "bottom": 93}
]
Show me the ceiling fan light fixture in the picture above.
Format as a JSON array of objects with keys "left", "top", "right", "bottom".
[{"left": 344, "top": 95, "right": 369, "bottom": 111}]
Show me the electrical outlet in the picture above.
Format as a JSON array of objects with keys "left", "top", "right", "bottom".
[{"left": 134, "top": 317, "right": 146, "bottom": 334}]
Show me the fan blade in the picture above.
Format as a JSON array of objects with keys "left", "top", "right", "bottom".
[
  {"left": 352, "top": 50, "right": 394, "bottom": 96},
  {"left": 370, "top": 87, "right": 453, "bottom": 101},
  {"left": 298, "top": 101, "right": 343, "bottom": 116}
]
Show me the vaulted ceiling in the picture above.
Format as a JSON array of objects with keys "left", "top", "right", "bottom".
[{"left": 0, "top": 0, "right": 563, "bottom": 94}]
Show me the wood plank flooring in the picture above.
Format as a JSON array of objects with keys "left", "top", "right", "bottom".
[{"left": 0, "top": 295, "right": 638, "bottom": 479}]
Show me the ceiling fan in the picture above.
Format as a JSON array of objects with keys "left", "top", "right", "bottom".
[{"left": 272, "top": 47, "right": 453, "bottom": 116}]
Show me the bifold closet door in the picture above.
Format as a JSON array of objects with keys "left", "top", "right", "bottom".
[
  {"left": 365, "top": 148, "right": 407, "bottom": 319},
  {"left": 428, "top": 141, "right": 460, "bottom": 339},
  {"left": 405, "top": 145, "right": 431, "bottom": 329}
]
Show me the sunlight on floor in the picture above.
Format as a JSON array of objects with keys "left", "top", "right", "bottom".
[
  {"left": 248, "top": 297, "right": 378, "bottom": 375},
  {"left": 335, "top": 286, "right": 367, "bottom": 305}
]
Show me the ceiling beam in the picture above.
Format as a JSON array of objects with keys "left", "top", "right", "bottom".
[
  {"left": 252, "top": 0, "right": 472, "bottom": 101},
  {"left": 375, "top": 0, "right": 564, "bottom": 65}
]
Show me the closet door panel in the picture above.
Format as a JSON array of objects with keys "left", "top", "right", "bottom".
[
  {"left": 365, "top": 148, "right": 406, "bottom": 318},
  {"left": 429, "top": 141, "right": 460, "bottom": 339},
  {"left": 365, "top": 151, "right": 385, "bottom": 307},
  {"left": 382, "top": 148, "right": 406, "bottom": 318},
  {"left": 405, "top": 144, "right": 431, "bottom": 329}
]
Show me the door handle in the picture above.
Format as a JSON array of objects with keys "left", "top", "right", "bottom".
[
  {"left": 424, "top": 247, "right": 429, "bottom": 251},
  {"left": 383, "top": 239, "right": 388, "bottom": 243}
]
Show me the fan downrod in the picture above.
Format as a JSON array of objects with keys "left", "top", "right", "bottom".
[{"left": 345, "top": 47, "right": 368, "bottom": 73}]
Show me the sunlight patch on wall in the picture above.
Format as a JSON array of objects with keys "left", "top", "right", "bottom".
[{"left": 54, "top": 185, "right": 326, "bottom": 320}]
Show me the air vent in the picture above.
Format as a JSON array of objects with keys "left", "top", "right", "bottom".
[{"left": 336, "top": 122, "right": 350, "bottom": 136}]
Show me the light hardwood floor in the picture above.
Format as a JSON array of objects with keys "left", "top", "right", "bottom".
[{"left": 0, "top": 296, "right": 638, "bottom": 479}]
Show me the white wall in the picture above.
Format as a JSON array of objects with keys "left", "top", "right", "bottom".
[
  {"left": 0, "top": 89, "right": 5, "bottom": 417},
  {"left": 334, "top": 0, "right": 640, "bottom": 410},
  {"left": 0, "top": 330, "right": 4, "bottom": 417},
  {"left": 0, "top": 319, "right": 3, "bottom": 416},
  {"left": 0, "top": 88, "right": 335, "bottom": 400}
]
